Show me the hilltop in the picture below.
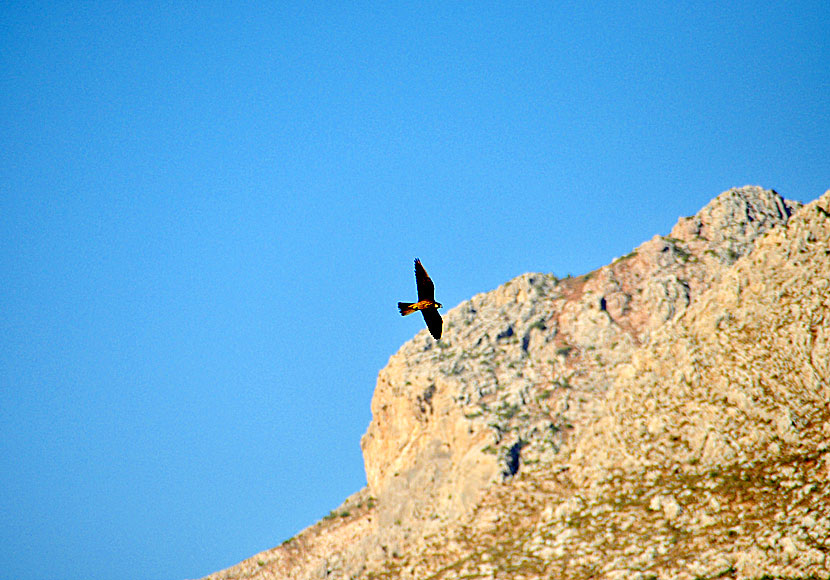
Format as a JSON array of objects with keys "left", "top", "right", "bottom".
[{"left": 202, "top": 186, "right": 829, "bottom": 580}]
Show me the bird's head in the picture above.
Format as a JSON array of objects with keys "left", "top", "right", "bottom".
[{"left": 435, "top": 302, "right": 443, "bottom": 309}]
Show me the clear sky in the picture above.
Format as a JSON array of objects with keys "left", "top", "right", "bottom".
[{"left": 1, "top": 2, "right": 828, "bottom": 579}]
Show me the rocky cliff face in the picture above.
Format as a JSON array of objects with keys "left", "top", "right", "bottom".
[{"left": 202, "top": 186, "right": 828, "bottom": 580}]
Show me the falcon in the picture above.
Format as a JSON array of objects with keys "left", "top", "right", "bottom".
[{"left": 398, "top": 258, "right": 443, "bottom": 339}]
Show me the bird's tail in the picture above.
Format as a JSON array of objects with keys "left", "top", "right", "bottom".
[{"left": 398, "top": 302, "right": 416, "bottom": 316}]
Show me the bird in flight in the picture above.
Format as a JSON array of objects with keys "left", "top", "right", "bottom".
[{"left": 398, "top": 258, "right": 443, "bottom": 339}]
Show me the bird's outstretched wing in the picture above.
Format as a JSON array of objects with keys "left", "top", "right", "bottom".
[
  {"left": 414, "top": 259, "right": 435, "bottom": 301},
  {"left": 421, "top": 308, "right": 443, "bottom": 340}
]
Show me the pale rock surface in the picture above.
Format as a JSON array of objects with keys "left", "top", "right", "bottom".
[{"left": 201, "top": 186, "right": 829, "bottom": 580}]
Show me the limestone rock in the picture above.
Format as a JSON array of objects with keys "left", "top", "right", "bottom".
[
  {"left": 361, "top": 186, "right": 800, "bottom": 532},
  {"left": 201, "top": 186, "right": 829, "bottom": 580},
  {"left": 571, "top": 189, "right": 829, "bottom": 485}
]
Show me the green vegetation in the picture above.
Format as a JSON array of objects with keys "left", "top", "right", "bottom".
[
  {"left": 617, "top": 249, "right": 638, "bottom": 261},
  {"left": 496, "top": 402, "right": 521, "bottom": 420}
]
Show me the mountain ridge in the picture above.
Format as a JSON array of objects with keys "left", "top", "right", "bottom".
[{"left": 201, "top": 185, "right": 828, "bottom": 580}]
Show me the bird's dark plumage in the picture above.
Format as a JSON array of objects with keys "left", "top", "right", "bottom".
[
  {"left": 415, "top": 258, "right": 435, "bottom": 302},
  {"left": 420, "top": 307, "right": 443, "bottom": 340},
  {"left": 398, "top": 258, "right": 443, "bottom": 339}
]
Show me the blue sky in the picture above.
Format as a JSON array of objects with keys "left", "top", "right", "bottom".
[{"left": 1, "top": 2, "right": 828, "bottom": 579}]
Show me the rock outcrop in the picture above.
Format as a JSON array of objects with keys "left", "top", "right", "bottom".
[{"left": 202, "top": 186, "right": 828, "bottom": 580}]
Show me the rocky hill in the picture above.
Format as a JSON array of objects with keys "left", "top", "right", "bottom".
[{"left": 201, "top": 186, "right": 829, "bottom": 580}]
